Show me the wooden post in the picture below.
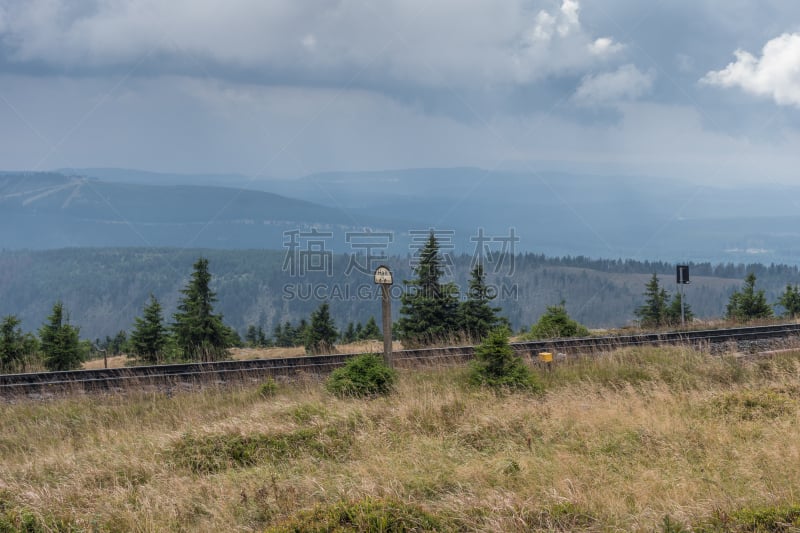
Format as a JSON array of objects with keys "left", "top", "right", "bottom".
[
  {"left": 374, "top": 265, "right": 394, "bottom": 368},
  {"left": 381, "top": 283, "right": 392, "bottom": 367}
]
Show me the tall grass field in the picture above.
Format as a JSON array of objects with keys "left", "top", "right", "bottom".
[{"left": 2, "top": 346, "right": 800, "bottom": 531}]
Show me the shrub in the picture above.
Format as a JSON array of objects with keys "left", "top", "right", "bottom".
[
  {"left": 257, "top": 377, "right": 278, "bottom": 398},
  {"left": 523, "top": 302, "right": 589, "bottom": 340},
  {"left": 326, "top": 353, "right": 397, "bottom": 398},
  {"left": 468, "top": 327, "right": 542, "bottom": 392}
]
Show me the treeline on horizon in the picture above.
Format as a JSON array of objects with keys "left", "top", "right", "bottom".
[{"left": 1, "top": 247, "right": 799, "bottom": 342}]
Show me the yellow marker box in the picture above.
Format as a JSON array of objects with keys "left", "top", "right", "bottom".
[{"left": 538, "top": 352, "right": 553, "bottom": 363}]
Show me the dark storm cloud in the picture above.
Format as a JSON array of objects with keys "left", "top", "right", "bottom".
[{"left": 0, "top": 0, "right": 799, "bottom": 182}]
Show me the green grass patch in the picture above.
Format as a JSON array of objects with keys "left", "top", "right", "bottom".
[
  {"left": 543, "top": 348, "right": 755, "bottom": 390},
  {"left": 0, "top": 494, "right": 80, "bottom": 533},
  {"left": 705, "top": 388, "right": 796, "bottom": 421},
  {"left": 265, "top": 497, "right": 455, "bottom": 532},
  {"left": 170, "top": 424, "right": 353, "bottom": 474},
  {"left": 694, "top": 504, "right": 800, "bottom": 532},
  {"left": 286, "top": 402, "right": 328, "bottom": 424}
]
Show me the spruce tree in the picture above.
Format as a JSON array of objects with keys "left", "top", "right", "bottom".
[
  {"left": 342, "top": 322, "right": 357, "bottom": 343},
  {"left": 635, "top": 273, "right": 669, "bottom": 328},
  {"left": 468, "top": 327, "right": 540, "bottom": 391},
  {"left": 305, "top": 302, "right": 338, "bottom": 354},
  {"left": 294, "top": 318, "right": 310, "bottom": 346},
  {"left": 0, "top": 315, "right": 29, "bottom": 372},
  {"left": 130, "top": 294, "right": 168, "bottom": 363},
  {"left": 39, "top": 301, "right": 83, "bottom": 371},
  {"left": 245, "top": 325, "right": 259, "bottom": 347},
  {"left": 359, "top": 316, "right": 382, "bottom": 340},
  {"left": 777, "top": 284, "right": 800, "bottom": 318},
  {"left": 524, "top": 302, "right": 589, "bottom": 340},
  {"left": 458, "top": 263, "right": 505, "bottom": 341},
  {"left": 726, "top": 272, "right": 773, "bottom": 322},
  {"left": 256, "top": 326, "right": 269, "bottom": 347},
  {"left": 665, "top": 293, "right": 694, "bottom": 326},
  {"left": 396, "top": 232, "right": 459, "bottom": 347},
  {"left": 172, "top": 257, "right": 230, "bottom": 361}
]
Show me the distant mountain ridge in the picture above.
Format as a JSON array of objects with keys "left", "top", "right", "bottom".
[
  {"left": 0, "top": 172, "right": 383, "bottom": 249},
  {"left": 3, "top": 167, "right": 800, "bottom": 264}
]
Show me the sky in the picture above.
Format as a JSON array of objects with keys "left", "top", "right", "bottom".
[{"left": 2, "top": 0, "right": 800, "bottom": 184}]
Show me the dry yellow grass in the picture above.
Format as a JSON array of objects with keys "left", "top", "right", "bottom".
[
  {"left": 4, "top": 346, "right": 800, "bottom": 531},
  {"left": 82, "top": 354, "right": 129, "bottom": 369},
  {"left": 231, "top": 341, "right": 405, "bottom": 361},
  {"left": 82, "top": 341, "right": 405, "bottom": 370}
]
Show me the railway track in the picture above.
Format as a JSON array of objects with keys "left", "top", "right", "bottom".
[{"left": 2, "top": 323, "right": 799, "bottom": 396}]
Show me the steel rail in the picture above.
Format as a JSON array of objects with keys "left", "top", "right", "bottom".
[{"left": 2, "top": 323, "right": 799, "bottom": 395}]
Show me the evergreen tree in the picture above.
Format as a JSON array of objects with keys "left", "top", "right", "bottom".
[
  {"left": 342, "top": 322, "right": 357, "bottom": 343},
  {"left": 245, "top": 325, "right": 259, "bottom": 347},
  {"left": 777, "top": 284, "right": 800, "bottom": 318},
  {"left": 396, "top": 232, "right": 460, "bottom": 347},
  {"left": 255, "top": 325, "right": 269, "bottom": 347},
  {"left": 354, "top": 322, "right": 363, "bottom": 341},
  {"left": 130, "top": 294, "right": 168, "bottom": 364},
  {"left": 468, "top": 327, "right": 540, "bottom": 391},
  {"left": 458, "top": 263, "right": 505, "bottom": 341},
  {"left": 39, "top": 301, "right": 83, "bottom": 371},
  {"left": 172, "top": 257, "right": 230, "bottom": 361},
  {"left": 273, "top": 321, "right": 295, "bottom": 347},
  {"left": 359, "top": 316, "right": 382, "bottom": 341},
  {"left": 665, "top": 293, "right": 694, "bottom": 326},
  {"left": 524, "top": 302, "right": 589, "bottom": 340},
  {"left": 271, "top": 323, "right": 285, "bottom": 347},
  {"left": 726, "top": 272, "right": 773, "bottom": 322},
  {"left": 0, "top": 315, "right": 33, "bottom": 372},
  {"left": 305, "top": 302, "right": 338, "bottom": 354},
  {"left": 294, "top": 318, "right": 310, "bottom": 346},
  {"left": 110, "top": 330, "right": 128, "bottom": 354},
  {"left": 226, "top": 327, "right": 243, "bottom": 348},
  {"left": 635, "top": 273, "right": 669, "bottom": 328}
]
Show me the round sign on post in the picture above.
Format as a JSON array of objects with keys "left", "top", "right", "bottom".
[
  {"left": 374, "top": 265, "right": 393, "bottom": 285},
  {"left": 374, "top": 265, "right": 393, "bottom": 367}
]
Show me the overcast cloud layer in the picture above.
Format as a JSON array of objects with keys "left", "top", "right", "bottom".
[{"left": 1, "top": 0, "right": 800, "bottom": 183}]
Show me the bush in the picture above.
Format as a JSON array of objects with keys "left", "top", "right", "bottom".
[
  {"left": 257, "top": 377, "right": 278, "bottom": 398},
  {"left": 326, "top": 353, "right": 397, "bottom": 398},
  {"left": 468, "top": 327, "right": 542, "bottom": 392},
  {"left": 523, "top": 303, "right": 589, "bottom": 340}
]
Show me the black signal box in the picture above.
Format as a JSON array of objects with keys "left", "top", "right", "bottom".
[{"left": 677, "top": 265, "right": 690, "bottom": 284}]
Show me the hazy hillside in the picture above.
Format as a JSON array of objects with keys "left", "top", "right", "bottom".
[
  {"left": 0, "top": 173, "right": 384, "bottom": 249},
  {"left": 1, "top": 248, "right": 797, "bottom": 341},
  {"left": 24, "top": 167, "right": 800, "bottom": 265}
]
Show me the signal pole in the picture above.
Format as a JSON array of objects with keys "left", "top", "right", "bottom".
[{"left": 677, "top": 264, "right": 690, "bottom": 327}]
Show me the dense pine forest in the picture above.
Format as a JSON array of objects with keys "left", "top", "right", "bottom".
[{"left": 1, "top": 247, "right": 799, "bottom": 341}]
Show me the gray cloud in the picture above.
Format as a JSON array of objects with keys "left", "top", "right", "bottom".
[
  {"left": 0, "top": 0, "right": 624, "bottom": 87},
  {"left": 1, "top": 0, "right": 800, "bottom": 185},
  {"left": 573, "top": 64, "right": 654, "bottom": 105}
]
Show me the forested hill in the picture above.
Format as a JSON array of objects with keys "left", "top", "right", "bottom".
[
  {"left": 0, "top": 173, "right": 383, "bottom": 249},
  {"left": 2, "top": 248, "right": 798, "bottom": 340}
]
